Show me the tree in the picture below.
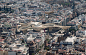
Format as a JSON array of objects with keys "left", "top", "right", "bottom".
[
  {"left": 22, "top": 40, "right": 24, "bottom": 43},
  {"left": 36, "top": 49, "right": 39, "bottom": 52},
  {"left": 32, "top": 53, "right": 35, "bottom": 55},
  {"left": 46, "top": 39, "right": 50, "bottom": 42},
  {"left": 45, "top": 47, "right": 50, "bottom": 51}
]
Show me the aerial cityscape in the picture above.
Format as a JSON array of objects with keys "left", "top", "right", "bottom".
[{"left": 0, "top": 0, "right": 86, "bottom": 55}]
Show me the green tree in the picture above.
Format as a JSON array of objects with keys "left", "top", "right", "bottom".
[
  {"left": 32, "top": 53, "right": 35, "bottom": 55},
  {"left": 22, "top": 40, "right": 24, "bottom": 43},
  {"left": 36, "top": 49, "right": 39, "bottom": 52},
  {"left": 45, "top": 47, "right": 50, "bottom": 50}
]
